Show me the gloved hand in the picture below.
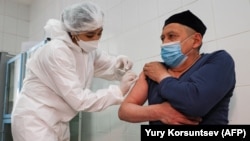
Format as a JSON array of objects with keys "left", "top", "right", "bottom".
[
  {"left": 115, "top": 55, "right": 133, "bottom": 80},
  {"left": 119, "top": 70, "right": 137, "bottom": 96}
]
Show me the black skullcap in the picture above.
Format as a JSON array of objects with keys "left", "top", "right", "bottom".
[{"left": 164, "top": 10, "right": 207, "bottom": 36}]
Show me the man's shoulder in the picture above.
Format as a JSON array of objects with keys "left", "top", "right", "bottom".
[
  {"left": 202, "top": 50, "right": 235, "bottom": 67},
  {"left": 212, "top": 49, "right": 230, "bottom": 55},
  {"left": 204, "top": 50, "right": 233, "bottom": 59}
]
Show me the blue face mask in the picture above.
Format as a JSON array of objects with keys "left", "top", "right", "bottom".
[{"left": 161, "top": 41, "right": 187, "bottom": 68}]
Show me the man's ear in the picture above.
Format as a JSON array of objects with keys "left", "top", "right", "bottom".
[{"left": 192, "top": 33, "right": 202, "bottom": 49}]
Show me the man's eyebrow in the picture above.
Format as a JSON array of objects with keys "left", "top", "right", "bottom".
[{"left": 166, "top": 30, "right": 176, "bottom": 34}]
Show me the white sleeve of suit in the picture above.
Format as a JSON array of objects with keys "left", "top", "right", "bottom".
[
  {"left": 93, "top": 49, "right": 133, "bottom": 81},
  {"left": 41, "top": 47, "right": 124, "bottom": 112},
  {"left": 93, "top": 49, "right": 118, "bottom": 80}
]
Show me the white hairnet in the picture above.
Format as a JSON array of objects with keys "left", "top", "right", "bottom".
[{"left": 61, "top": 1, "right": 104, "bottom": 34}]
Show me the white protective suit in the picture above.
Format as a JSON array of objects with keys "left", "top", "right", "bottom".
[{"left": 11, "top": 19, "right": 128, "bottom": 141}]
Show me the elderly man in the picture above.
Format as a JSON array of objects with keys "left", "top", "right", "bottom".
[{"left": 118, "top": 10, "right": 236, "bottom": 125}]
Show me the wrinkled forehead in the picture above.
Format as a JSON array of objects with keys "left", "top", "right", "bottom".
[{"left": 162, "top": 23, "right": 187, "bottom": 34}]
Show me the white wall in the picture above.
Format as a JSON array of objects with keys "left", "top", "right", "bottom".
[
  {"left": 0, "top": 0, "right": 30, "bottom": 55},
  {"left": 5, "top": 0, "right": 250, "bottom": 140}
]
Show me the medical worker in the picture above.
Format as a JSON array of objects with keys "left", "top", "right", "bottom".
[{"left": 11, "top": 1, "right": 137, "bottom": 141}]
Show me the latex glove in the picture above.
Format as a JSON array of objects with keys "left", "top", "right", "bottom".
[
  {"left": 115, "top": 55, "right": 133, "bottom": 77},
  {"left": 119, "top": 71, "right": 137, "bottom": 96}
]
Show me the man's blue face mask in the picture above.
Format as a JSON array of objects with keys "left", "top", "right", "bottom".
[
  {"left": 161, "top": 41, "right": 187, "bottom": 68},
  {"left": 160, "top": 34, "right": 194, "bottom": 68}
]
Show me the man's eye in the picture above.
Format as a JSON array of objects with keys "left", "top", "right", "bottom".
[
  {"left": 169, "top": 34, "right": 174, "bottom": 38},
  {"left": 160, "top": 35, "right": 164, "bottom": 41},
  {"left": 168, "top": 34, "right": 177, "bottom": 39}
]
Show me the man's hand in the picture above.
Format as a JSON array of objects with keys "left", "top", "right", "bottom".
[
  {"left": 156, "top": 102, "right": 202, "bottom": 125},
  {"left": 143, "top": 61, "right": 170, "bottom": 83}
]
